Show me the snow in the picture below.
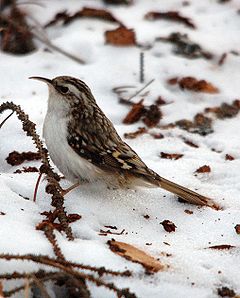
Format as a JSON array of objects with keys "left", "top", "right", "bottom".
[{"left": 1, "top": 0, "right": 240, "bottom": 297}]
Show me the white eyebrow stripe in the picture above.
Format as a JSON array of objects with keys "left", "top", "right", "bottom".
[{"left": 65, "top": 83, "right": 80, "bottom": 94}]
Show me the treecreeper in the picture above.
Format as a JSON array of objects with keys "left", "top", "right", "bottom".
[{"left": 30, "top": 75, "right": 220, "bottom": 210}]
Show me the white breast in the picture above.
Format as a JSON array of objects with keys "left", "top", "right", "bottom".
[{"left": 43, "top": 110, "right": 103, "bottom": 183}]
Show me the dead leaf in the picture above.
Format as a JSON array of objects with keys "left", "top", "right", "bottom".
[
  {"left": 182, "top": 138, "right": 199, "bottom": 148},
  {"left": 160, "top": 152, "right": 183, "bottom": 160},
  {"left": 234, "top": 224, "right": 240, "bottom": 234},
  {"left": 157, "top": 32, "right": 212, "bottom": 59},
  {"left": 142, "top": 104, "right": 162, "bottom": 127},
  {"left": 124, "top": 127, "right": 147, "bottom": 139},
  {"left": 217, "top": 287, "right": 236, "bottom": 298},
  {"left": 160, "top": 220, "right": 176, "bottom": 232},
  {"left": 184, "top": 209, "right": 193, "bottom": 215},
  {"left": 208, "top": 244, "right": 235, "bottom": 250},
  {"left": 45, "top": 7, "right": 122, "bottom": 27},
  {"left": 176, "top": 113, "right": 213, "bottom": 136},
  {"left": 206, "top": 101, "right": 240, "bottom": 119},
  {"left": 195, "top": 165, "right": 211, "bottom": 173},
  {"left": 167, "top": 77, "right": 179, "bottom": 85},
  {"left": 225, "top": 154, "right": 234, "bottom": 161},
  {"left": 193, "top": 113, "right": 213, "bottom": 135},
  {"left": 105, "top": 26, "right": 136, "bottom": 46},
  {"left": 67, "top": 214, "right": 82, "bottom": 223},
  {"left": 123, "top": 99, "right": 145, "bottom": 124},
  {"left": 103, "top": 0, "right": 133, "bottom": 4},
  {"left": 145, "top": 11, "right": 196, "bottom": 29},
  {"left": 44, "top": 10, "right": 69, "bottom": 27},
  {"left": 155, "top": 96, "right": 167, "bottom": 105},
  {"left": 104, "top": 225, "right": 117, "bottom": 230},
  {"left": 108, "top": 240, "right": 164, "bottom": 272},
  {"left": 99, "top": 229, "right": 125, "bottom": 236},
  {"left": 150, "top": 132, "right": 164, "bottom": 139},
  {"left": 178, "top": 77, "right": 219, "bottom": 93}
]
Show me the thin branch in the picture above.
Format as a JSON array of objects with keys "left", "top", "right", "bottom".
[
  {"left": 0, "top": 111, "right": 14, "bottom": 128},
  {"left": 0, "top": 254, "right": 136, "bottom": 298},
  {"left": 33, "top": 31, "right": 86, "bottom": 65},
  {"left": 0, "top": 254, "right": 131, "bottom": 277},
  {"left": 140, "top": 52, "right": 144, "bottom": 83},
  {"left": 33, "top": 172, "right": 42, "bottom": 202},
  {"left": 127, "top": 79, "right": 155, "bottom": 101}
]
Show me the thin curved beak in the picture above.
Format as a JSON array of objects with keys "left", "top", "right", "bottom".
[{"left": 29, "top": 76, "right": 53, "bottom": 85}]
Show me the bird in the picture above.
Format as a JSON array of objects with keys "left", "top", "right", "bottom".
[{"left": 30, "top": 75, "right": 219, "bottom": 209}]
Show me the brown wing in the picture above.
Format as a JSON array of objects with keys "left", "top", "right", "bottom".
[{"left": 67, "top": 120, "right": 155, "bottom": 180}]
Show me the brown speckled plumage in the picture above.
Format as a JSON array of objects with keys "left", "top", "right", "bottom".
[{"left": 30, "top": 75, "right": 220, "bottom": 209}]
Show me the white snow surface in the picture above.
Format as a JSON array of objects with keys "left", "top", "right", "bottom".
[{"left": 1, "top": 0, "right": 240, "bottom": 297}]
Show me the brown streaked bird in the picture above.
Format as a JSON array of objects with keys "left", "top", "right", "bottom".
[{"left": 30, "top": 75, "right": 219, "bottom": 209}]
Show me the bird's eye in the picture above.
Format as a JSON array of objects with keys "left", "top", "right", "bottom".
[{"left": 59, "top": 86, "right": 69, "bottom": 93}]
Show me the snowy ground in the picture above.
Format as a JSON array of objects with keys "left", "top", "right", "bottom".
[{"left": 1, "top": 0, "right": 240, "bottom": 297}]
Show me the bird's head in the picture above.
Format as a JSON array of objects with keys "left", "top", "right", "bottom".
[{"left": 30, "top": 75, "right": 95, "bottom": 112}]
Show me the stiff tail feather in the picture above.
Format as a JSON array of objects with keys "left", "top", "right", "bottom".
[{"left": 157, "top": 177, "right": 220, "bottom": 210}]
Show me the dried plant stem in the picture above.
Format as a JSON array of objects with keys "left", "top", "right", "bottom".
[
  {"left": 3, "top": 273, "right": 55, "bottom": 298},
  {"left": 0, "top": 102, "right": 74, "bottom": 241},
  {"left": 33, "top": 32, "right": 86, "bottom": 64},
  {"left": 0, "top": 254, "right": 131, "bottom": 277},
  {"left": 127, "top": 79, "right": 155, "bottom": 101},
  {"left": 0, "top": 111, "right": 14, "bottom": 128},
  {"left": 140, "top": 52, "right": 144, "bottom": 83},
  {"left": 0, "top": 254, "right": 135, "bottom": 298},
  {"left": 33, "top": 172, "right": 42, "bottom": 202}
]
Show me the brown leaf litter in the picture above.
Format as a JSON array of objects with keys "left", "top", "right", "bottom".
[{"left": 108, "top": 240, "right": 164, "bottom": 273}]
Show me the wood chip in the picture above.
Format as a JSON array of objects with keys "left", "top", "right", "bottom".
[{"left": 108, "top": 240, "right": 164, "bottom": 272}]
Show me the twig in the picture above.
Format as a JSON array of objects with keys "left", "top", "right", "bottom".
[
  {"left": 24, "top": 278, "right": 29, "bottom": 298},
  {"left": 33, "top": 31, "right": 86, "bottom": 65},
  {"left": 0, "top": 111, "right": 14, "bottom": 128},
  {"left": 127, "top": 79, "right": 155, "bottom": 101},
  {"left": 140, "top": 52, "right": 144, "bottom": 83},
  {"left": 33, "top": 172, "right": 42, "bottom": 202},
  {"left": 0, "top": 254, "right": 136, "bottom": 298},
  {"left": 36, "top": 222, "right": 65, "bottom": 261},
  {"left": 0, "top": 254, "right": 131, "bottom": 277},
  {"left": 30, "top": 274, "right": 51, "bottom": 298},
  {"left": 3, "top": 272, "right": 55, "bottom": 298}
]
